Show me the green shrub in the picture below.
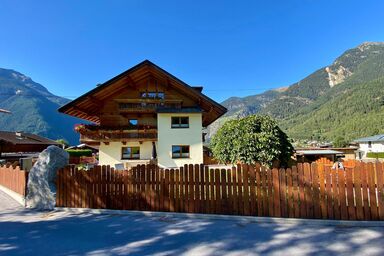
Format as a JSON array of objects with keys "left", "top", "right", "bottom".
[
  {"left": 210, "top": 114, "right": 294, "bottom": 167},
  {"left": 66, "top": 149, "right": 93, "bottom": 157},
  {"left": 366, "top": 152, "right": 384, "bottom": 158}
]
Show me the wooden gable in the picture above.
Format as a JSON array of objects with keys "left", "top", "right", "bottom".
[{"left": 58, "top": 60, "right": 227, "bottom": 127}]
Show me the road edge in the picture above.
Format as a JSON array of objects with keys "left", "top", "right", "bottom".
[
  {"left": 55, "top": 207, "right": 384, "bottom": 227},
  {"left": 0, "top": 185, "right": 25, "bottom": 206}
]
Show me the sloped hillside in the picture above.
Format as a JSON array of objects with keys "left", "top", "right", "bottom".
[
  {"left": 208, "top": 42, "right": 384, "bottom": 143},
  {"left": 0, "top": 68, "right": 81, "bottom": 144}
]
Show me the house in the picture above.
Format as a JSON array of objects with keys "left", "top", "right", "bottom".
[
  {"left": 0, "top": 130, "right": 61, "bottom": 162},
  {"left": 66, "top": 144, "right": 99, "bottom": 165},
  {"left": 295, "top": 147, "right": 358, "bottom": 162},
  {"left": 66, "top": 143, "right": 99, "bottom": 153},
  {"left": 59, "top": 60, "right": 227, "bottom": 168},
  {"left": 295, "top": 149, "right": 344, "bottom": 163},
  {"left": 353, "top": 134, "right": 384, "bottom": 159}
]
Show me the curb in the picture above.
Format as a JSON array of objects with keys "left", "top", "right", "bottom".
[
  {"left": 0, "top": 185, "right": 25, "bottom": 206},
  {"left": 55, "top": 207, "right": 384, "bottom": 227}
]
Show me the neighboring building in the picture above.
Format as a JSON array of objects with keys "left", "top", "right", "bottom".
[
  {"left": 353, "top": 134, "right": 384, "bottom": 159},
  {"left": 295, "top": 147, "right": 357, "bottom": 162},
  {"left": 66, "top": 143, "right": 99, "bottom": 153},
  {"left": 59, "top": 60, "right": 227, "bottom": 168},
  {"left": 295, "top": 149, "right": 344, "bottom": 163},
  {"left": 0, "top": 131, "right": 60, "bottom": 162}
]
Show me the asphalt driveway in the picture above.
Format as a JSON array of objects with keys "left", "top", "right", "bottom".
[{"left": 0, "top": 189, "right": 384, "bottom": 256}]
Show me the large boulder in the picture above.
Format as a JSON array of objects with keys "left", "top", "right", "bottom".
[{"left": 26, "top": 145, "right": 69, "bottom": 210}]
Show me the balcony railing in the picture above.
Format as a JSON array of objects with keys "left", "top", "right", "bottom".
[
  {"left": 115, "top": 99, "right": 182, "bottom": 112},
  {"left": 76, "top": 124, "right": 158, "bottom": 143}
]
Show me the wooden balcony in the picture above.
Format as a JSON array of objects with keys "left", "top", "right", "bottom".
[
  {"left": 115, "top": 99, "right": 182, "bottom": 113},
  {"left": 76, "top": 124, "right": 157, "bottom": 143}
]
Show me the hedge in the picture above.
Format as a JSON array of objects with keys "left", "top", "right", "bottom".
[
  {"left": 366, "top": 152, "right": 384, "bottom": 159},
  {"left": 66, "top": 149, "right": 93, "bottom": 157}
]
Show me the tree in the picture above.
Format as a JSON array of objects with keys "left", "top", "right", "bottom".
[
  {"left": 333, "top": 136, "right": 349, "bottom": 148},
  {"left": 210, "top": 115, "right": 294, "bottom": 167}
]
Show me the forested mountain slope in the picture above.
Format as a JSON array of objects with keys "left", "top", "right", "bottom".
[
  {"left": 0, "top": 68, "right": 81, "bottom": 144},
  {"left": 208, "top": 42, "right": 384, "bottom": 143}
]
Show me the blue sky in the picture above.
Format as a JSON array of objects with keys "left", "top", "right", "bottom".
[{"left": 0, "top": 0, "right": 383, "bottom": 102}]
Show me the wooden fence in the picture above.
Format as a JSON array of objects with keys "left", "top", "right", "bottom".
[
  {"left": 315, "top": 157, "right": 358, "bottom": 168},
  {"left": 0, "top": 165, "right": 29, "bottom": 196},
  {"left": 56, "top": 162, "right": 384, "bottom": 221}
]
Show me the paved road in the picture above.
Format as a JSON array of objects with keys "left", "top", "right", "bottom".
[
  {"left": 0, "top": 189, "right": 23, "bottom": 211},
  {"left": 0, "top": 190, "right": 384, "bottom": 256}
]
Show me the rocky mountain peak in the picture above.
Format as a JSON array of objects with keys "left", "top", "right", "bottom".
[{"left": 358, "top": 42, "right": 384, "bottom": 51}]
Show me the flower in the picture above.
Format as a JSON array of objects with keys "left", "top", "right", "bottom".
[{"left": 74, "top": 124, "right": 86, "bottom": 132}]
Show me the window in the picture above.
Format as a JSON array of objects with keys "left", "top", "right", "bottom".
[
  {"left": 141, "top": 92, "right": 165, "bottom": 99},
  {"left": 172, "top": 145, "right": 190, "bottom": 158},
  {"left": 128, "top": 119, "right": 138, "bottom": 127},
  {"left": 368, "top": 141, "right": 372, "bottom": 148},
  {"left": 171, "top": 117, "right": 189, "bottom": 128},
  {"left": 122, "top": 147, "right": 140, "bottom": 160}
]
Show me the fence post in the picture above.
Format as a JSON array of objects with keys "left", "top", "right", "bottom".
[{"left": 272, "top": 168, "right": 280, "bottom": 217}]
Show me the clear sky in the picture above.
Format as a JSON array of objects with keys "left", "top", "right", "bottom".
[{"left": 0, "top": 0, "right": 383, "bottom": 102}]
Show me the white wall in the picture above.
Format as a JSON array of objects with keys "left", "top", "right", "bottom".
[
  {"left": 157, "top": 113, "right": 203, "bottom": 167},
  {"left": 99, "top": 141, "right": 154, "bottom": 166},
  {"left": 358, "top": 142, "right": 384, "bottom": 158}
]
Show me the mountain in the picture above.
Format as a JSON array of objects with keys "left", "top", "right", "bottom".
[
  {"left": 208, "top": 42, "right": 384, "bottom": 144},
  {"left": 0, "top": 68, "right": 81, "bottom": 145}
]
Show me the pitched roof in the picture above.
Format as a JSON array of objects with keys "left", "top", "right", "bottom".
[
  {"left": 296, "top": 149, "right": 344, "bottom": 155},
  {"left": 58, "top": 60, "right": 227, "bottom": 126},
  {"left": 353, "top": 134, "right": 384, "bottom": 143},
  {"left": 0, "top": 131, "right": 60, "bottom": 145}
]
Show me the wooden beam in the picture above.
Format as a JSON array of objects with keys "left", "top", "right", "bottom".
[
  {"left": 202, "top": 107, "right": 215, "bottom": 126},
  {"left": 72, "top": 106, "right": 99, "bottom": 118},
  {"left": 165, "top": 78, "right": 171, "bottom": 91},
  {"left": 87, "top": 96, "right": 103, "bottom": 107},
  {"left": 125, "top": 75, "right": 138, "bottom": 88}
]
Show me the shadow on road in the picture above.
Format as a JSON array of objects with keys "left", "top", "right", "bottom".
[{"left": 0, "top": 208, "right": 383, "bottom": 255}]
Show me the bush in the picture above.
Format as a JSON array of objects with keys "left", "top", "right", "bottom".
[
  {"left": 66, "top": 149, "right": 93, "bottom": 157},
  {"left": 366, "top": 152, "right": 384, "bottom": 158},
  {"left": 210, "top": 115, "right": 294, "bottom": 167}
]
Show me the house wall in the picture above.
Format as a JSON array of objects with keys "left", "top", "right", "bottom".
[
  {"left": 99, "top": 141, "right": 154, "bottom": 167},
  {"left": 343, "top": 152, "right": 356, "bottom": 160},
  {"left": 157, "top": 113, "right": 203, "bottom": 167},
  {"left": 358, "top": 142, "right": 384, "bottom": 158}
]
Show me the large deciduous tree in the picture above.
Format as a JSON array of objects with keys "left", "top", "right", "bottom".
[{"left": 210, "top": 115, "right": 293, "bottom": 167}]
